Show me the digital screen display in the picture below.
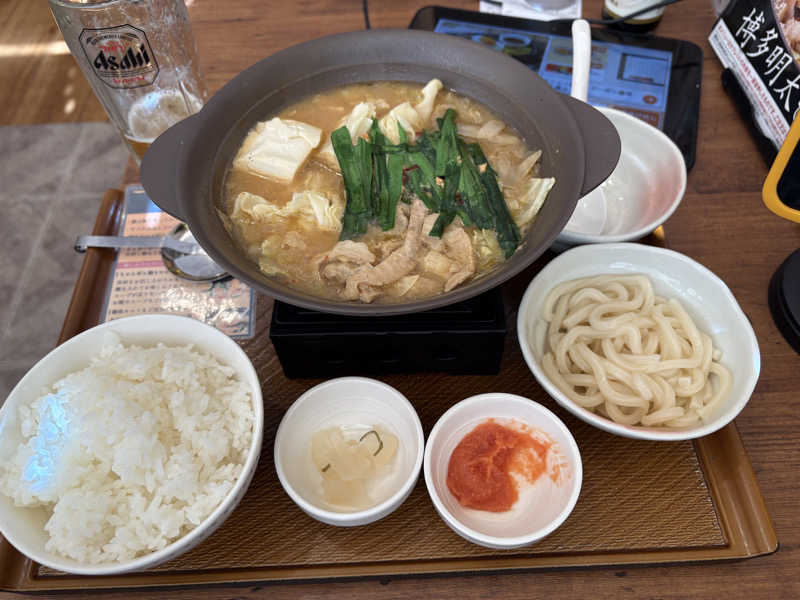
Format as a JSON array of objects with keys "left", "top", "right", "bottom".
[{"left": 434, "top": 18, "right": 674, "bottom": 129}]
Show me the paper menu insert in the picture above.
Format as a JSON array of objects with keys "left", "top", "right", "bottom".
[{"left": 103, "top": 186, "right": 255, "bottom": 338}]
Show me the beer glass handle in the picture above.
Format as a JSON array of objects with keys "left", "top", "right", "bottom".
[{"left": 140, "top": 114, "right": 200, "bottom": 222}]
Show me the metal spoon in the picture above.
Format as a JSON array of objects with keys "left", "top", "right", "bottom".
[
  {"left": 74, "top": 223, "right": 228, "bottom": 282},
  {"left": 74, "top": 234, "right": 200, "bottom": 254},
  {"left": 159, "top": 224, "right": 229, "bottom": 281}
]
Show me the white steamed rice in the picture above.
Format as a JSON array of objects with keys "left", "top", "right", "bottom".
[{"left": 0, "top": 336, "right": 254, "bottom": 564}]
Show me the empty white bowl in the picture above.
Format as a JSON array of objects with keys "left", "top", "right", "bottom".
[
  {"left": 274, "top": 377, "right": 424, "bottom": 527},
  {"left": 556, "top": 107, "right": 686, "bottom": 246},
  {"left": 517, "top": 243, "right": 760, "bottom": 441},
  {"left": 0, "top": 315, "right": 264, "bottom": 575},
  {"left": 424, "top": 393, "right": 582, "bottom": 549}
]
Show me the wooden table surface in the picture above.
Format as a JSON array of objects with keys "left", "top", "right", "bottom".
[{"left": 5, "top": 0, "right": 800, "bottom": 598}]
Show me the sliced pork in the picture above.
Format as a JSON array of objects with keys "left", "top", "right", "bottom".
[{"left": 341, "top": 197, "right": 429, "bottom": 302}]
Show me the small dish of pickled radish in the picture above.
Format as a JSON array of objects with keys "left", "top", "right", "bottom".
[{"left": 274, "top": 377, "right": 424, "bottom": 526}]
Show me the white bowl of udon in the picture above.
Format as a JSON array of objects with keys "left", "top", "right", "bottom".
[{"left": 517, "top": 243, "right": 760, "bottom": 441}]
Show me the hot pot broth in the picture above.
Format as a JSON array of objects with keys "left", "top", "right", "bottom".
[{"left": 223, "top": 81, "right": 554, "bottom": 303}]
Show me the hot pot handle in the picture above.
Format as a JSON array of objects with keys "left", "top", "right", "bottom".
[
  {"left": 140, "top": 115, "right": 200, "bottom": 222},
  {"left": 561, "top": 95, "right": 621, "bottom": 197}
]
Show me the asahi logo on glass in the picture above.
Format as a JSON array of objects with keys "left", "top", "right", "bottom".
[{"left": 79, "top": 24, "right": 159, "bottom": 89}]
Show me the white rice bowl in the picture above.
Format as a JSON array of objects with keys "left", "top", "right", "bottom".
[{"left": 0, "top": 315, "right": 263, "bottom": 575}]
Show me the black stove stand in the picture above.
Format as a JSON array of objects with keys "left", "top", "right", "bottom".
[{"left": 269, "top": 288, "right": 507, "bottom": 379}]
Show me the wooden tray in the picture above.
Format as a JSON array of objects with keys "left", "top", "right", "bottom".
[{"left": 0, "top": 190, "right": 777, "bottom": 592}]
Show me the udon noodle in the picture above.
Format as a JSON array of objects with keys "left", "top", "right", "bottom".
[{"left": 540, "top": 275, "right": 732, "bottom": 428}]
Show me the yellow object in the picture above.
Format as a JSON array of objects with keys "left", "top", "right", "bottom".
[{"left": 763, "top": 116, "right": 800, "bottom": 223}]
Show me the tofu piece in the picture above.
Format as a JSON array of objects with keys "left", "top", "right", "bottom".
[{"left": 233, "top": 117, "right": 322, "bottom": 182}]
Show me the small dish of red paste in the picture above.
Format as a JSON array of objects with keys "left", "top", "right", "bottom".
[{"left": 446, "top": 419, "right": 562, "bottom": 512}]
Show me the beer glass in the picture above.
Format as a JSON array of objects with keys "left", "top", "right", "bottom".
[{"left": 49, "top": 0, "right": 208, "bottom": 162}]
